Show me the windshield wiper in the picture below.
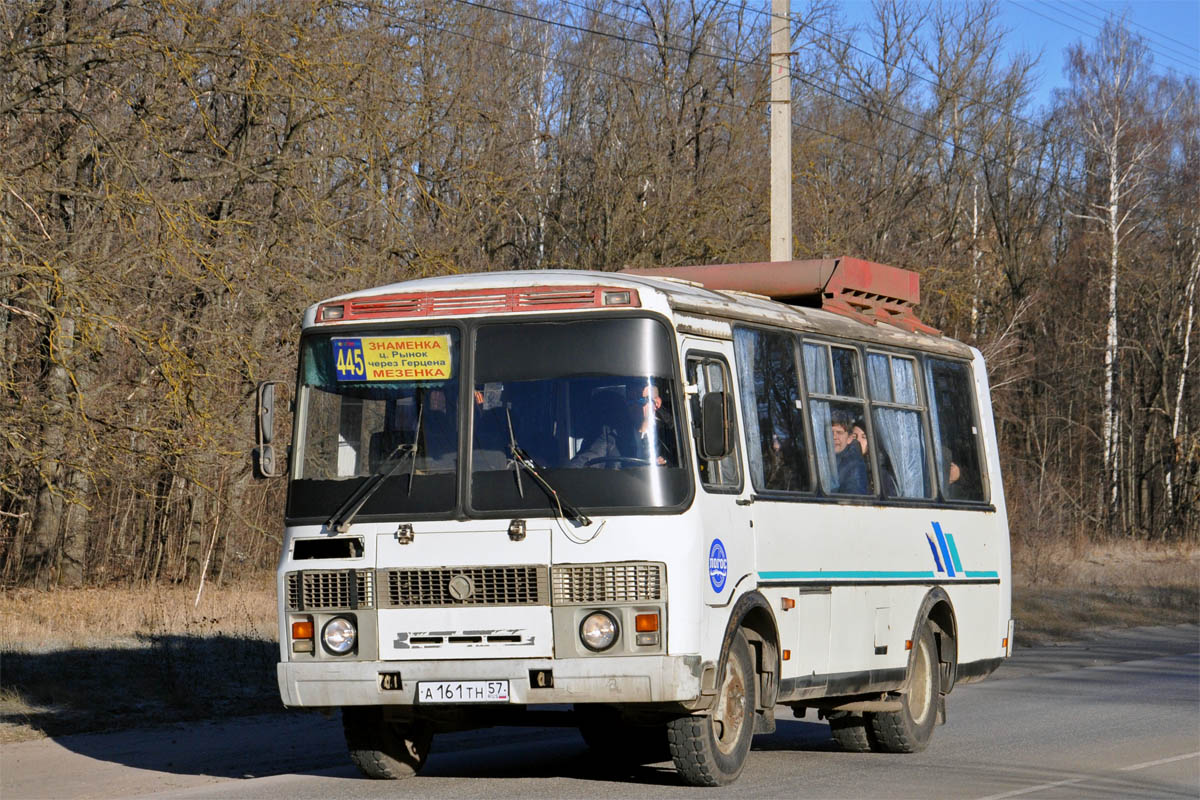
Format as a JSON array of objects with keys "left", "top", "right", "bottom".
[
  {"left": 505, "top": 408, "right": 591, "bottom": 527},
  {"left": 327, "top": 405, "right": 424, "bottom": 533}
]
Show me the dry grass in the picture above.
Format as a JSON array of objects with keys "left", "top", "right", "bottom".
[
  {"left": 1012, "top": 539, "right": 1200, "bottom": 645},
  {"left": 0, "top": 576, "right": 280, "bottom": 744},
  {"left": 1, "top": 546, "right": 1196, "bottom": 743},
  {"left": 0, "top": 579, "right": 276, "bottom": 650}
]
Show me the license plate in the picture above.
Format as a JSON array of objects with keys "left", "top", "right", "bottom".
[{"left": 416, "top": 680, "right": 510, "bottom": 704}]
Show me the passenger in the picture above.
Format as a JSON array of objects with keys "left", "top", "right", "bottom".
[
  {"left": 853, "top": 419, "right": 896, "bottom": 496},
  {"left": 831, "top": 411, "right": 868, "bottom": 494},
  {"left": 945, "top": 450, "right": 974, "bottom": 500}
]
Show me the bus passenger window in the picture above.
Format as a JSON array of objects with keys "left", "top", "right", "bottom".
[
  {"left": 686, "top": 356, "right": 741, "bottom": 490},
  {"left": 925, "top": 358, "right": 986, "bottom": 502},
  {"left": 733, "top": 328, "right": 810, "bottom": 492},
  {"left": 802, "top": 343, "right": 874, "bottom": 496},
  {"left": 866, "top": 353, "right": 931, "bottom": 499}
]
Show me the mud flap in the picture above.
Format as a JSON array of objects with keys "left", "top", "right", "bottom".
[{"left": 754, "top": 706, "right": 776, "bottom": 734}]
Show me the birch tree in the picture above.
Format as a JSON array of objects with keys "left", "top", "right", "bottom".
[{"left": 1062, "top": 18, "right": 1164, "bottom": 524}]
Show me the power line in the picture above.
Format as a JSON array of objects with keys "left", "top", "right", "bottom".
[
  {"left": 1010, "top": 0, "right": 1199, "bottom": 74},
  {"left": 1059, "top": 0, "right": 1200, "bottom": 69},
  {"left": 721, "top": 0, "right": 1076, "bottom": 170},
  {"left": 424, "top": 1, "right": 1061, "bottom": 189},
  {"left": 1078, "top": 0, "right": 1200, "bottom": 54},
  {"left": 374, "top": 1, "right": 1184, "bottom": 202}
]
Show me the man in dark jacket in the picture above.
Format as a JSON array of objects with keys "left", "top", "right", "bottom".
[{"left": 831, "top": 411, "right": 868, "bottom": 494}]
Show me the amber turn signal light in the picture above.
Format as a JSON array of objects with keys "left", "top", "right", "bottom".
[
  {"left": 634, "top": 613, "right": 659, "bottom": 633},
  {"left": 292, "top": 619, "right": 314, "bottom": 640}
]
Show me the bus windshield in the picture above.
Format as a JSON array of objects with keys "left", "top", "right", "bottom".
[
  {"left": 470, "top": 317, "right": 689, "bottom": 514},
  {"left": 289, "top": 326, "right": 462, "bottom": 520},
  {"left": 288, "top": 316, "right": 689, "bottom": 522}
]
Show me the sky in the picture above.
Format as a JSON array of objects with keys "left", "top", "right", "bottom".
[{"left": 837, "top": 0, "right": 1200, "bottom": 111}]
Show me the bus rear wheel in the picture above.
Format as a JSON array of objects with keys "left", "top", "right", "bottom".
[
  {"left": 342, "top": 706, "right": 433, "bottom": 779},
  {"left": 668, "top": 629, "right": 756, "bottom": 786},
  {"left": 828, "top": 711, "right": 873, "bottom": 752},
  {"left": 868, "top": 623, "right": 940, "bottom": 753}
]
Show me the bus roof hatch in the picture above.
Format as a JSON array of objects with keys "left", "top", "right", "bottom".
[{"left": 621, "top": 257, "right": 939, "bottom": 335}]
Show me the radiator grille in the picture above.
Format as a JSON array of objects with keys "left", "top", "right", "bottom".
[
  {"left": 552, "top": 562, "right": 665, "bottom": 604},
  {"left": 379, "top": 566, "right": 548, "bottom": 608},
  {"left": 285, "top": 569, "right": 374, "bottom": 611}
]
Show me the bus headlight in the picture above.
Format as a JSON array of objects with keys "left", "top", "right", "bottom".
[
  {"left": 579, "top": 611, "right": 618, "bottom": 652},
  {"left": 322, "top": 616, "right": 357, "bottom": 655}
]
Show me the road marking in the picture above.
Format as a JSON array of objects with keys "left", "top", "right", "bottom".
[
  {"left": 977, "top": 776, "right": 1087, "bottom": 799},
  {"left": 1118, "top": 751, "right": 1200, "bottom": 771},
  {"left": 977, "top": 752, "right": 1200, "bottom": 799}
]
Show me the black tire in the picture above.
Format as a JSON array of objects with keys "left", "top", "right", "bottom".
[
  {"left": 577, "top": 705, "right": 671, "bottom": 765},
  {"left": 868, "top": 622, "right": 940, "bottom": 753},
  {"left": 668, "top": 630, "right": 756, "bottom": 786},
  {"left": 342, "top": 706, "right": 433, "bottom": 779},
  {"left": 827, "top": 711, "right": 873, "bottom": 752}
]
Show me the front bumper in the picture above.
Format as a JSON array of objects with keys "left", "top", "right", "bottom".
[{"left": 278, "top": 654, "right": 703, "bottom": 707}]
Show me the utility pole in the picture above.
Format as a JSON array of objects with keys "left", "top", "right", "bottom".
[{"left": 769, "top": 0, "right": 792, "bottom": 262}]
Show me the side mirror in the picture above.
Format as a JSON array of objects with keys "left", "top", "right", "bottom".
[
  {"left": 255, "top": 381, "right": 286, "bottom": 478},
  {"left": 700, "top": 391, "right": 733, "bottom": 459}
]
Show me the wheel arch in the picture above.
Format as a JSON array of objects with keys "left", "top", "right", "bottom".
[
  {"left": 722, "top": 590, "right": 781, "bottom": 710},
  {"left": 908, "top": 588, "right": 959, "bottom": 694}
]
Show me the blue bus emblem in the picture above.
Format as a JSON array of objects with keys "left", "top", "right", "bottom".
[{"left": 709, "top": 539, "right": 728, "bottom": 592}]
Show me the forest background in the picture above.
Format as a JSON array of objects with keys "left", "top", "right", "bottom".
[{"left": 2, "top": 0, "right": 1197, "bottom": 590}]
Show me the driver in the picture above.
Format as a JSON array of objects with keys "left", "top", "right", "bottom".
[
  {"left": 569, "top": 390, "right": 635, "bottom": 467},
  {"left": 631, "top": 383, "right": 676, "bottom": 466},
  {"left": 570, "top": 381, "right": 677, "bottom": 468}
]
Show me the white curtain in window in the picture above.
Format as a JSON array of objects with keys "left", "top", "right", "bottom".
[
  {"left": 803, "top": 345, "right": 836, "bottom": 491},
  {"left": 892, "top": 357, "right": 918, "bottom": 404},
  {"left": 734, "top": 330, "right": 764, "bottom": 487},
  {"left": 873, "top": 407, "right": 927, "bottom": 497},
  {"left": 867, "top": 353, "right": 891, "bottom": 400},
  {"left": 924, "top": 364, "right": 948, "bottom": 482}
]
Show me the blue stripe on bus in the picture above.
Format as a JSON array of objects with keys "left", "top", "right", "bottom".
[
  {"left": 926, "top": 534, "right": 944, "bottom": 572},
  {"left": 964, "top": 571, "right": 1000, "bottom": 578},
  {"left": 759, "top": 570, "right": 937, "bottom": 580},
  {"left": 932, "top": 522, "right": 956, "bottom": 577},
  {"left": 945, "top": 532, "right": 964, "bottom": 573}
]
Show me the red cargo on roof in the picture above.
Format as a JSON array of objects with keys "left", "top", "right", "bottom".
[{"left": 621, "top": 256, "right": 938, "bottom": 335}]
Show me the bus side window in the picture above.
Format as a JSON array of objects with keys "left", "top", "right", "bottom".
[
  {"left": 802, "top": 342, "right": 874, "bottom": 496},
  {"left": 865, "top": 352, "right": 931, "bottom": 499},
  {"left": 925, "top": 358, "right": 987, "bottom": 502},
  {"left": 686, "top": 356, "right": 741, "bottom": 491},
  {"left": 733, "top": 327, "right": 810, "bottom": 492}
]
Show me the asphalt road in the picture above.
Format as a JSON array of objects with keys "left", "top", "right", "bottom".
[{"left": 3, "top": 625, "right": 1197, "bottom": 799}]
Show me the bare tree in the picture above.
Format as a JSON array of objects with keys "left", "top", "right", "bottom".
[{"left": 1061, "top": 17, "right": 1167, "bottom": 525}]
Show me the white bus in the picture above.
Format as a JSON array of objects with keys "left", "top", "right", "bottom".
[{"left": 256, "top": 257, "right": 1012, "bottom": 786}]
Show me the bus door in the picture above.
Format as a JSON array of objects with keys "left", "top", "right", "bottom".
[{"left": 681, "top": 342, "right": 752, "bottom": 608}]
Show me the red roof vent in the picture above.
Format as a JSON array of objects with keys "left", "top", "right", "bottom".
[{"left": 621, "top": 257, "right": 937, "bottom": 334}]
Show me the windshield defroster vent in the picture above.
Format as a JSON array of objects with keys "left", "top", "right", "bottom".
[{"left": 316, "top": 286, "right": 639, "bottom": 322}]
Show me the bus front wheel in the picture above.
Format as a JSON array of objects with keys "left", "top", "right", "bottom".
[
  {"left": 342, "top": 706, "right": 433, "bottom": 779},
  {"left": 868, "top": 622, "right": 940, "bottom": 753},
  {"left": 668, "top": 629, "right": 756, "bottom": 786}
]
